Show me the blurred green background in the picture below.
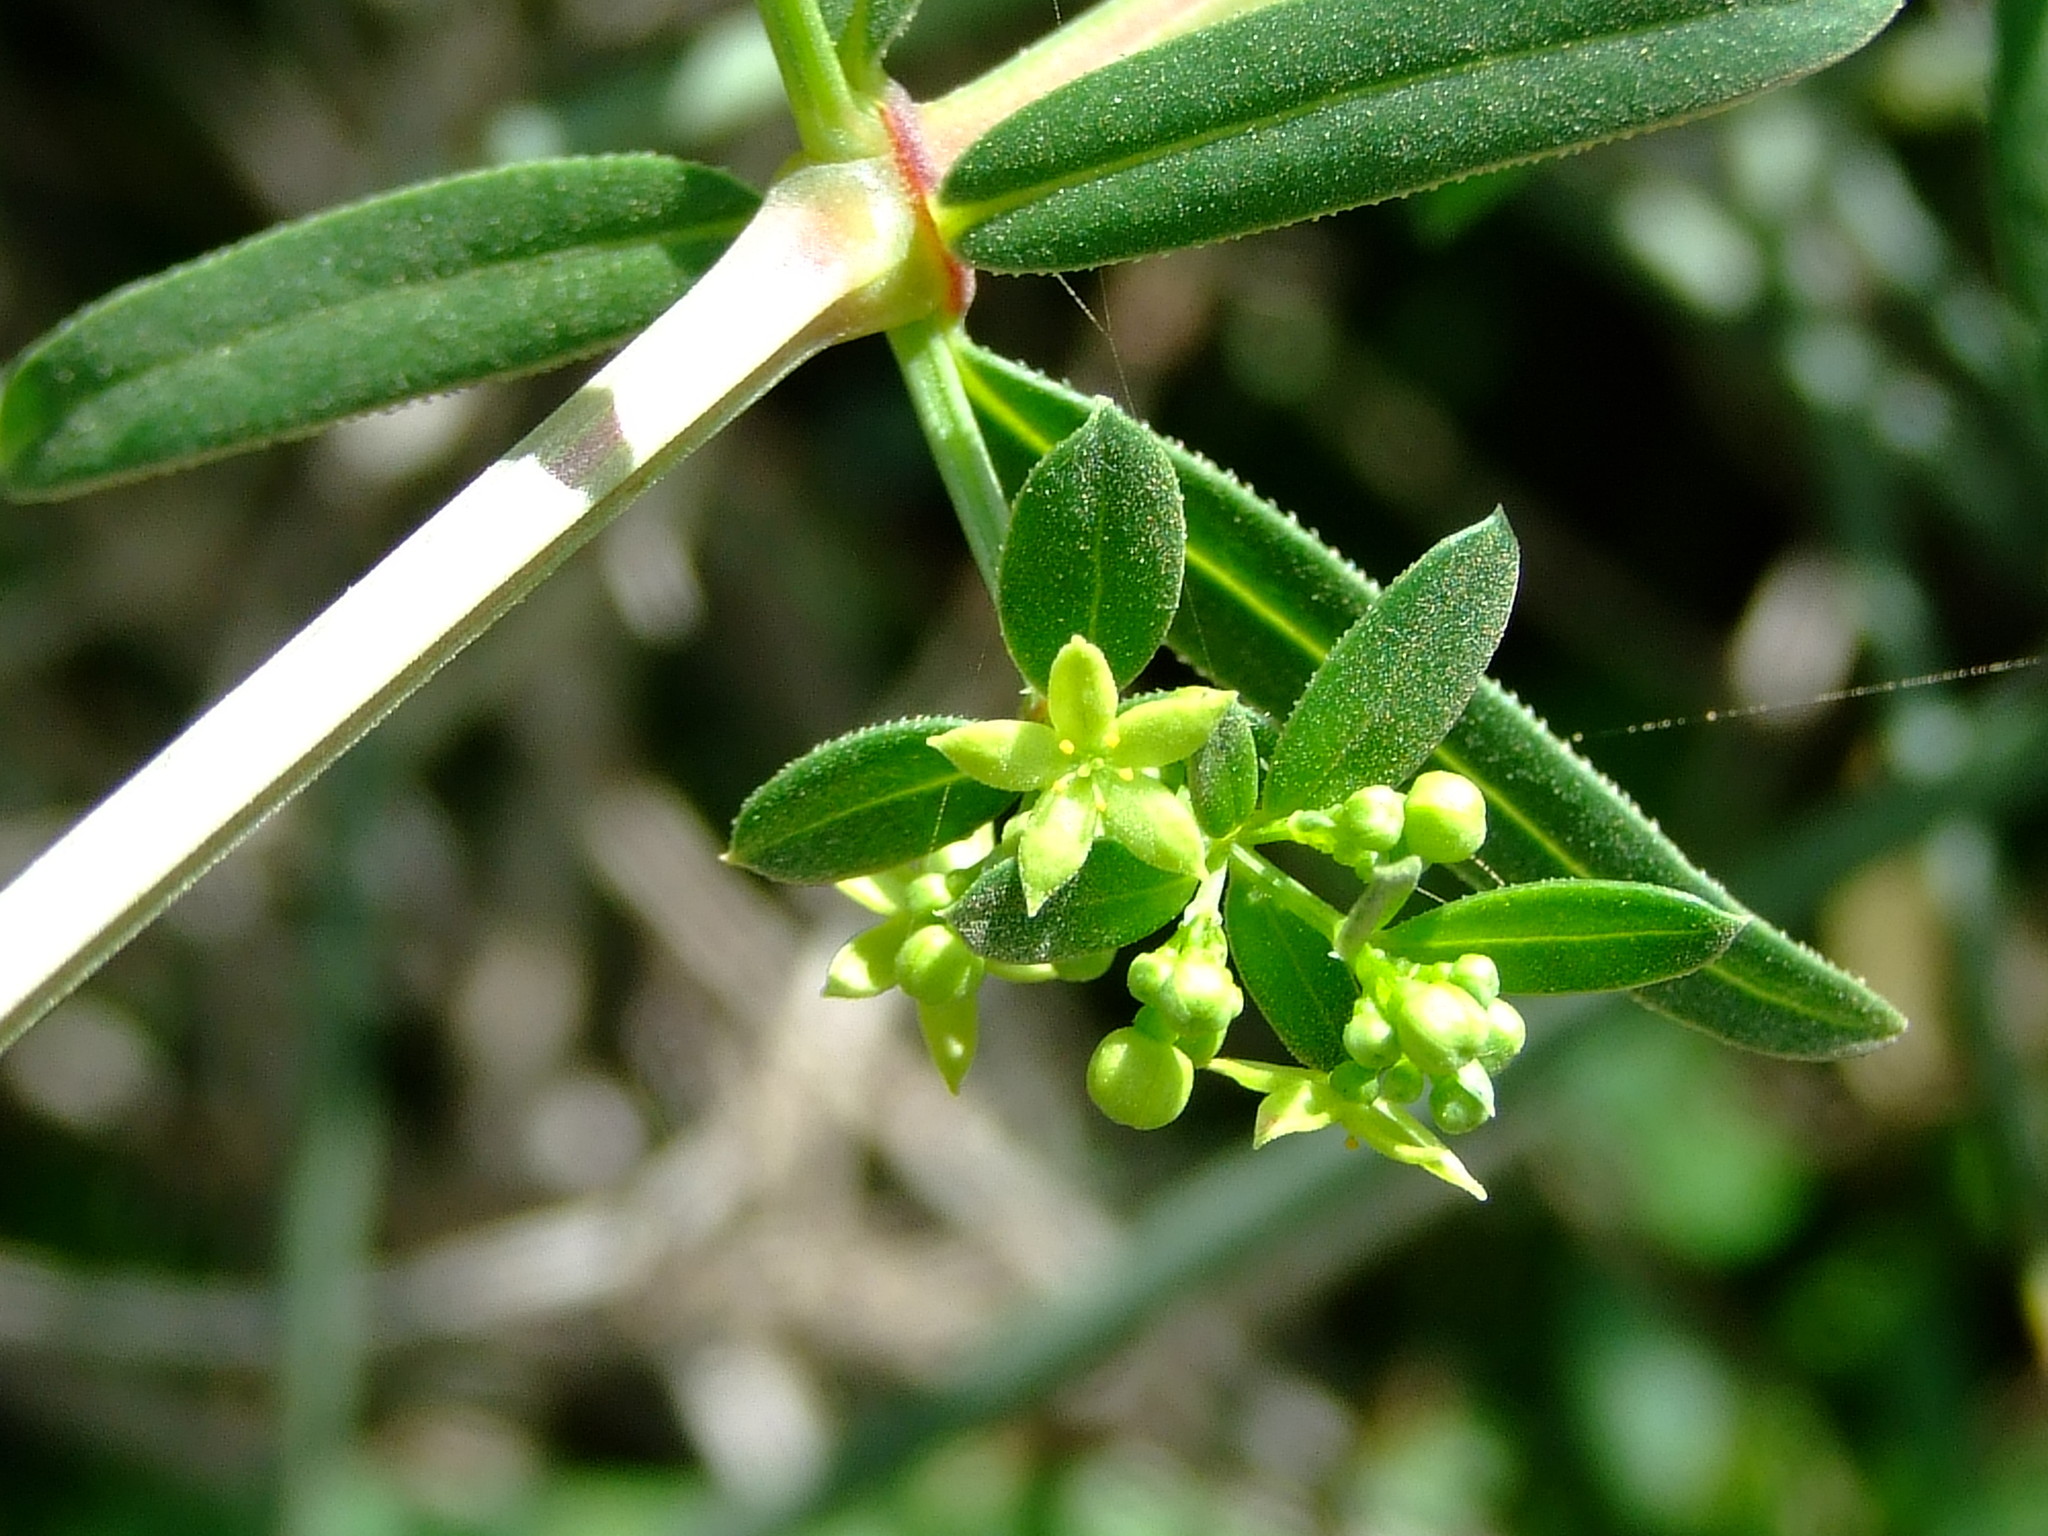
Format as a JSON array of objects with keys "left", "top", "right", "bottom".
[{"left": 3, "top": 0, "right": 2047, "bottom": 1532}]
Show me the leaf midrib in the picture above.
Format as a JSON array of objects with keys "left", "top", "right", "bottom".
[
  {"left": 944, "top": 0, "right": 1817, "bottom": 229},
  {"left": 29, "top": 215, "right": 755, "bottom": 403}
]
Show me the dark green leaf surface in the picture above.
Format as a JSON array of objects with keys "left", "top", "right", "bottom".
[
  {"left": 1995, "top": 0, "right": 2048, "bottom": 393},
  {"left": 998, "top": 403, "right": 1186, "bottom": 690},
  {"left": 1, "top": 157, "right": 758, "bottom": 500},
  {"left": 821, "top": 0, "right": 922, "bottom": 84},
  {"left": 1224, "top": 875, "right": 1353, "bottom": 1070},
  {"left": 1378, "top": 880, "right": 1745, "bottom": 993},
  {"left": 728, "top": 717, "right": 1015, "bottom": 883},
  {"left": 1190, "top": 707, "right": 1263, "bottom": 838},
  {"left": 947, "top": 843, "right": 1195, "bottom": 963},
  {"left": 1265, "top": 513, "right": 1517, "bottom": 817},
  {"left": 940, "top": 0, "right": 1903, "bottom": 271},
  {"left": 954, "top": 340, "right": 1906, "bottom": 1058}
]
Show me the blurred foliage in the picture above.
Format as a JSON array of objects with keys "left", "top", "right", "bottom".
[{"left": 2, "top": 0, "right": 2048, "bottom": 1533}]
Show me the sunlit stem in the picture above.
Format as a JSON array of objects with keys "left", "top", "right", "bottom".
[
  {"left": 1226, "top": 843, "right": 1343, "bottom": 944},
  {"left": 919, "top": 0, "right": 1282, "bottom": 172},
  {"left": 889, "top": 319, "right": 1010, "bottom": 588},
  {"left": 755, "top": 0, "right": 879, "bottom": 159},
  {"left": 0, "top": 157, "right": 930, "bottom": 1050}
]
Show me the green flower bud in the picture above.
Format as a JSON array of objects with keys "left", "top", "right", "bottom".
[
  {"left": 824, "top": 916, "right": 910, "bottom": 998},
  {"left": 1054, "top": 948, "right": 1117, "bottom": 983},
  {"left": 1379, "top": 1057, "right": 1425, "bottom": 1103},
  {"left": 1166, "top": 955, "right": 1243, "bottom": 1033},
  {"left": 1332, "top": 784, "right": 1405, "bottom": 865},
  {"left": 894, "top": 923, "right": 983, "bottom": 1005},
  {"left": 1478, "top": 997, "right": 1527, "bottom": 1072},
  {"left": 917, "top": 995, "right": 979, "bottom": 1093},
  {"left": 1110, "top": 688, "right": 1238, "bottom": 769},
  {"left": 1048, "top": 636, "right": 1119, "bottom": 752},
  {"left": 1282, "top": 809, "right": 1337, "bottom": 853},
  {"left": 1403, "top": 771, "right": 1487, "bottom": 864},
  {"left": 1127, "top": 947, "right": 1175, "bottom": 1006},
  {"left": 1389, "top": 980, "right": 1487, "bottom": 1076},
  {"left": 1087, "top": 1027, "right": 1194, "bottom": 1130},
  {"left": 1450, "top": 952, "right": 1500, "bottom": 1008},
  {"left": 1329, "top": 1061, "right": 1375, "bottom": 1100},
  {"left": 1177, "top": 1024, "right": 1229, "bottom": 1068},
  {"left": 1342, "top": 994, "right": 1400, "bottom": 1068},
  {"left": 1429, "top": 1060, "right": 1495, "bottom": 1135}
]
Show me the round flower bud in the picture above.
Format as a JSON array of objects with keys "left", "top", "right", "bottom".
[
  {"left": 1126, "top": 947, "right": 1175, "bottom": 1006},
  {"left": 1403, "top": 771, "right": 1487, "bottom": 864},
  {"left": 894, "top": 923, "right": 982, "bottom": 1005},
  {"left": 1449, "top": 952, "right": 1500, "bottom": 1008},
  {"left": 1167, "top": 956, "right": 1242, "bottom": 1033},
  {"left": 1478, "top": 997, "right": 1527, "bottom": 1072},
  {"left": 1087, "top": 1028, "right": 1194, "bottom": 1130},
  {"left": 1429, "top": 1060, "right": 1496, "bottom": 1135},
  {"left": 1328, "top": 1061, "right": 1375, "bottom": 1101},
  {"left": 1378, "top": 1057, "right": 1426, "bottom": 1104},
  {"left": 1333, "top": 785, "right": 1406, "bottom": 865},
  {"left": 1342, "top": 995, "right": 1400, "bottom": 1069},
  {"left": 1389, "top": 980, "right": 1488, "bottom": 1076}
]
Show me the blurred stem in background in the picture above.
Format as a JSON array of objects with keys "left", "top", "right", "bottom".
[{"left": 277, "top": 747, "right": 392, "bottom": 1535}]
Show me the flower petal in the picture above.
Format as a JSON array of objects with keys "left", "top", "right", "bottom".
[
  {"left": 1018, "top": 786, "right": 1099, "bottom": 914},
  {"left": 1101, "top": 775, "right": 1207, "bottom": 878},
  {"left": 928, "top": 719, "right": 1063, "bottom": 790},
  {"left": 1047, "top": 636, "right": 1118, "bottom": 750},
  {"left": 1110, "top": 688, "right": 1237, "bottom": 768}
]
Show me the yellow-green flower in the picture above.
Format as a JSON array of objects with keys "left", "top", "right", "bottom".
[{"left": 928, "top": 636, "right": 1236, "bottom": 914}]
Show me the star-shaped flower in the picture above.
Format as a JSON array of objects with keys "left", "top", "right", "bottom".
[
  {"left": 1203, "top": 1057, "right": 1486, "bottom": 1200},
  {"left": 928, "top": 636, "right": 1236, "bottom": 914}
]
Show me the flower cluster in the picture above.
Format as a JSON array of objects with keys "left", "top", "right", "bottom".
[{"left": 809, "top": 633, "right": 1523, "bottom": 1195}]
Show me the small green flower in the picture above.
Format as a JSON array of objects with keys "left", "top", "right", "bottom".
[
  {"left": 1203, "top": 1056, "right": 1486, "bottom": 1199},
  {"left": 823, "top": 831, "right": 996, "bottom": 1092},
  {"left": 929, "top": 636, "right": 1236, "bottom": 914}
]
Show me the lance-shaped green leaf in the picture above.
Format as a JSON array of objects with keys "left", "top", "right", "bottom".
[
  {"left": 1224, "top": 875, "right": 1353, "bottom": 1070},
  {"left": 939, "top": 0, "right": 1903, "bottom": 272},
  {"left": 1378, "top": 880, "right": 1745, "bottom": 994},
  {"left": 821, "top": 0, "right": 922, "bottom": 86},
  {"left": 951, "top": 340, "right": 1906, "bottom": 1060},
  {"left": 1, "top": 156, "right": 758, "bottom": 500},
  {"left": 999, "top": 403, "right": 1186, "bottom": 691},
  {"left": 946, "top": 842, "right": 1196, "bottom": 964},
  {"left": 1265, "top": 514, "right": 1518, "bottom": 818},
  {"left": 729, "top": 717, "right": 1016, "bottom": 883}
]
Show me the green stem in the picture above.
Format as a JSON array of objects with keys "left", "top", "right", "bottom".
[
  {"left": 1227, "top": 843, "right": 1342, "bottom": 943},
  {"left": 756, "top": 0, "right": 876, "bottom": 160},
  {"left": 277, "top": 752, "right": 390, "bottom": 1534},
  {"left": 890, "top": 319, "right": 1010, "bottom": 590}
]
